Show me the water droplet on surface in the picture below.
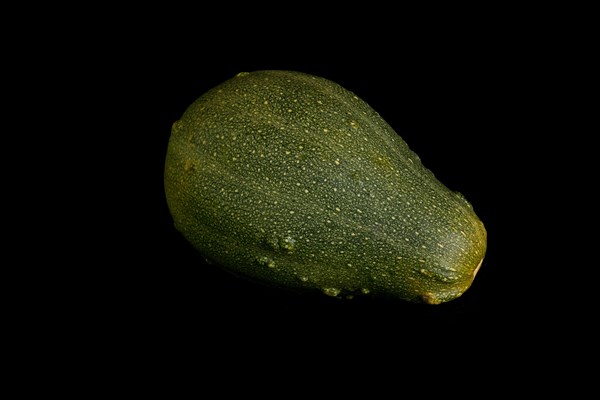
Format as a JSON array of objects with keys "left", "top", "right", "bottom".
[
  {"left": 322, "top": 288, "right": 341, "bottom": 297},
  {"left": 280, "top": 236, "right": 296, "bottom": 253},
  {"left": 256, "top": 256, "right": 276, "bottom": 269},
  {"left": 266, "top": 235, "right": 296, "bottom": 253}
]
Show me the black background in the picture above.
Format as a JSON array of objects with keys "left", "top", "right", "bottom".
[
  {"left": 99, "top": 39, "right": 543, "bottom": 333},
  {"left": 20, "top": 8, "right": 592, "bottom": 391},
  {"left": 103, "top": 44, "right": 548, "bottom": 345}
]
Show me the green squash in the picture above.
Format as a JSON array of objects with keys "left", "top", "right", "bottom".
[{"left": 164, "top": 70, "right": 487, "bottom": 304}]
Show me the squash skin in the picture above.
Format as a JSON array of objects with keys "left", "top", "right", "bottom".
[{"left": 164, "top": 70, "right": 487, "bottom": 304}]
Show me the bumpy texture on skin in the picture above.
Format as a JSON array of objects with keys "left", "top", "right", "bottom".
[{"left": 164, "top": 70, "right": 487, "bottom": 304}]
